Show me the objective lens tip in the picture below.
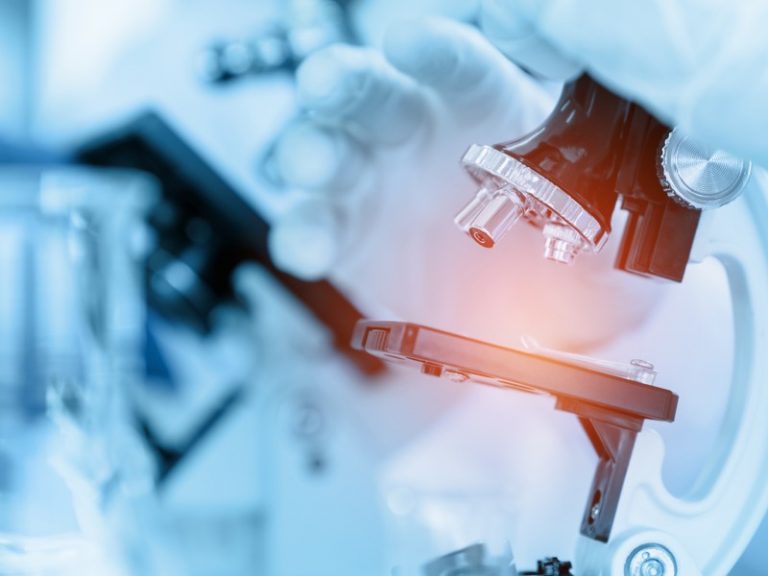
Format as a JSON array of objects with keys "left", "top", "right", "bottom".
[{"left": 470, "top": 227, "right": 495, "bottom": 248}]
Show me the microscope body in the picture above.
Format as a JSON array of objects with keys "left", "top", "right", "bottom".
[{"left": 458, "top": 74, "right": 751, "bottom": 281}]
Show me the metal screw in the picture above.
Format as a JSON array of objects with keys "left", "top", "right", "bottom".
[{"left": 625, "top": 544, "right": 677, "bottom": 576}]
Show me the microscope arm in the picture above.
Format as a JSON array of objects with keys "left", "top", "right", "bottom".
[{"left": 577, "top": 179, "right": 768, "bottom": 576}]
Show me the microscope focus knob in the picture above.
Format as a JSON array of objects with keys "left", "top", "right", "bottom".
[{"left": 659, "top": 127, "right": 752, "bottom": 209}]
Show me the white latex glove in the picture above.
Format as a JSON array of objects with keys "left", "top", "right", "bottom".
[
  {"left": 268, "top": 18, "right": 666, "bottom": 351},
  {"left": 480, "top": 0, "right": 768, "bottom": 167}
]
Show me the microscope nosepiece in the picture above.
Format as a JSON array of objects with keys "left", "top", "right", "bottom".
[{"left": 458, "top": 143, "right": 607, "bottom": 263}]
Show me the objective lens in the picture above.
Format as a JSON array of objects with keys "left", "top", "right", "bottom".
[{"left": 455, "top": 186, "right": 522, "bottom": 248}]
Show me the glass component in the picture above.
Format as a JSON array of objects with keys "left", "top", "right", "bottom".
[
  {"left": 520, "top": 337, "right": 657, "bottom": 385},
  {"left": 542, "top": 223, "right": 585, "bottom": 265},
  {"left": 0, "top": 168, "right": 156, "bottom": 575}
]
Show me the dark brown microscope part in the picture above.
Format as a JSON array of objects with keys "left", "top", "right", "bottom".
[
  {"left": 494, "top": 75, "right": 633, "bottom": 236},
  {"left": 614, "top": 105, "right": 701, "bottom": 281},
  {"left": 471, "top": 74, "right": 701, "bottom": 282}
]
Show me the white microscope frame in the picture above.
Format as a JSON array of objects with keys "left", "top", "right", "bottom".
[{"left": 577, "top": 171, "right": 768, "bottom": 575}]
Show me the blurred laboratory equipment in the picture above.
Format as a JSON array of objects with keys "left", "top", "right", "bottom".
[
  {"left": 0, "top": 168, "right": 156, "bottom": 575},
  {"left": 198, "top": 0, "right": 357, "bottom": 84},
  {"left": 66, "top": 112, "right": 392, "bottom": 575},
  {"left": 197, "top": 0, "right": 362, "bottom": 190},
  {"left": 74, "top": 110, "right": 381, "bottom": 374}
]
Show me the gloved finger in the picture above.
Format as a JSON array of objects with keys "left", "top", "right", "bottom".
[
  {"left": 382, "top": 18, "right": 554, "bottom": 128},
  {"left": 479, "top": 0, "right": 582, "bottom": 81},
  {"left": 274, "top": 119, "right": 371, "bottom": 193},
  {"left": 268, "top": 198, "right": 342, "bottom": 281},
  {"left": 296, "top": 44, "right": 429, "bottom": 146}
]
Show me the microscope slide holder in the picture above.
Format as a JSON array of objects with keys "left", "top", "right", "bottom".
[{"left": 352, "top": 320, "right": 679, "bottom": 543}]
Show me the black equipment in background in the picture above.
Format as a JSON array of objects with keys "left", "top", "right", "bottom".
[{"left": 75, "top": 111, "right": 384, "bottom": 375}]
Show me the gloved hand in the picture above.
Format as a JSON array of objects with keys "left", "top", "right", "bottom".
[
  {"left": 268, "top": 18, "right": 665, "bottom": 350},
  {"left": 480, "top": 0, "right": 768, "bottom": 167}
]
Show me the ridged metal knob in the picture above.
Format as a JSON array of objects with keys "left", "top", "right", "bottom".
[{"left": 660, "top": 128, "right": 751, "bottom": 209}]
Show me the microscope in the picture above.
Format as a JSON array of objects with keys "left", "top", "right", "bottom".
[
  {"left": 455, "top": 74, "right": 751, "bottom": 282},
  {"left": 352, "top": 74, "right": 768, "bottom": 575}
]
